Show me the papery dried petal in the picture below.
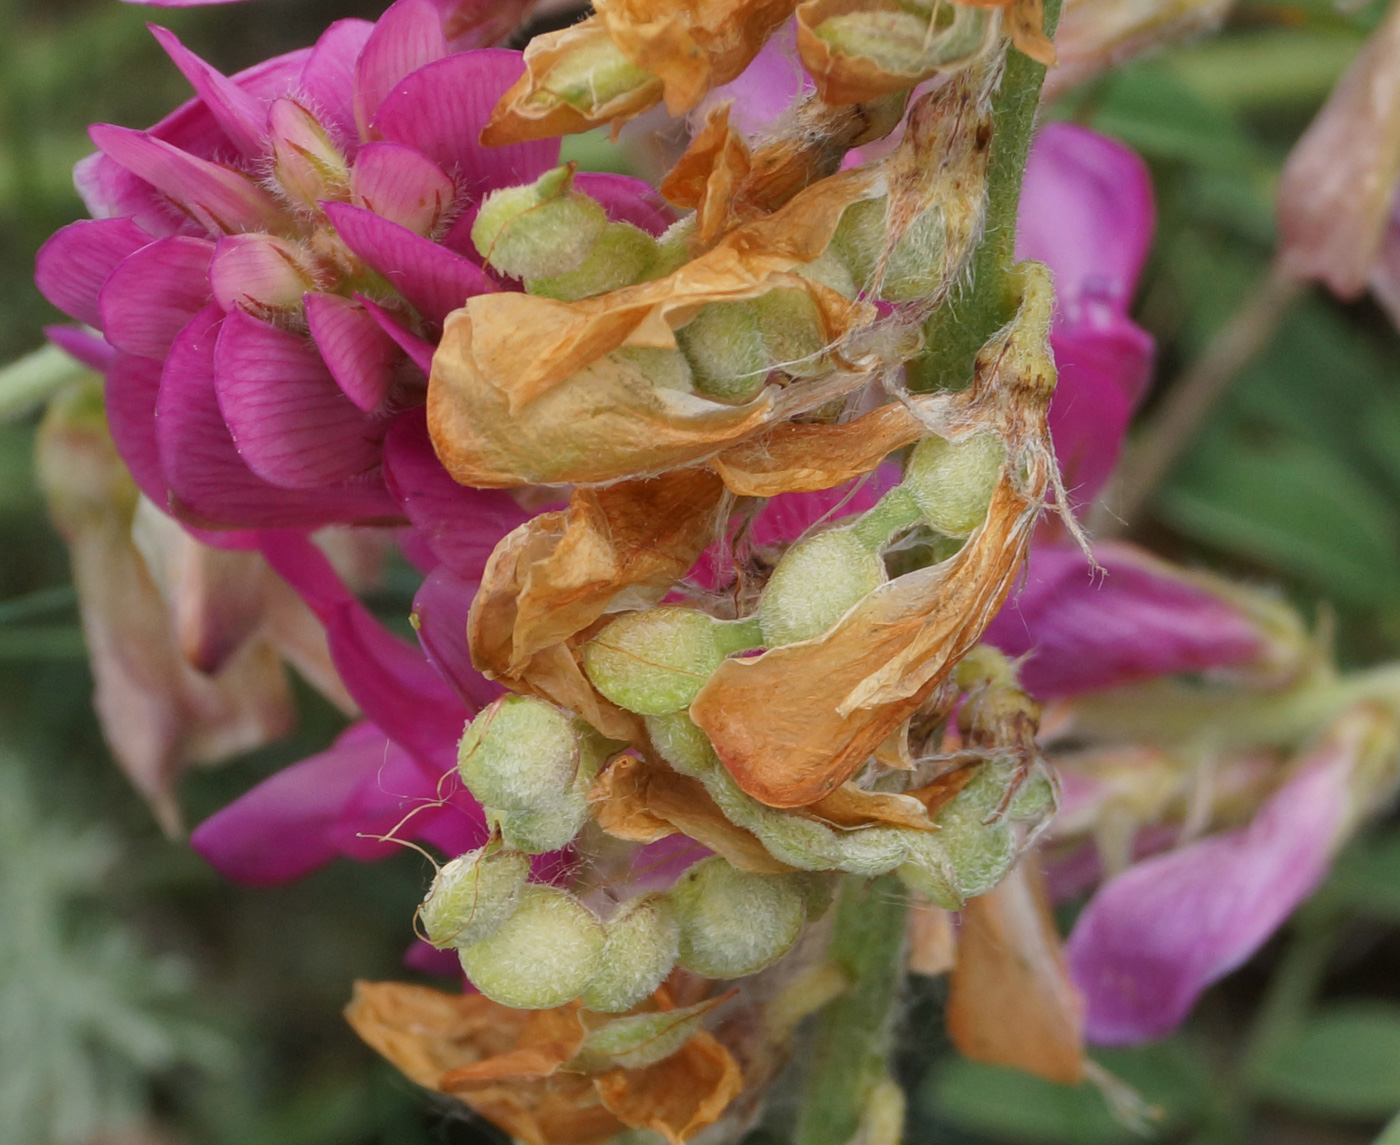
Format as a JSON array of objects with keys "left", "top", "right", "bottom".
[{"left": 594, "top": 1029, "right": 744, "bottom": 1144}]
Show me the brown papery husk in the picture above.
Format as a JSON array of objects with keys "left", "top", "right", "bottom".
[
  {"left": 346, "top": 981, "right": 743, "bottom": 1145},
  {"left": 796, "top": 0, "right": 1004, "bottom": 105},
  {"left": 959, "top": 0, "right": 1057, "bottom": 65},
  {"left": 945, "top": 856, "right": 1085, "bottom": 1084},
  {"left": 481, "top": 17, "right": 665, "bottom": 146},
  {"left": 688, "top": 262, "right": 1058, "bottom": 807}
]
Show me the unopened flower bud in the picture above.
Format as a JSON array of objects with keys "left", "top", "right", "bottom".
[
  {"left": 417, "top": 844, "right": 531, "bottom": 949},
  {"left": 269, "top": 98, "right": 349, "bottom": 208},
  {"left": 583, "top": 607, "right": 764, "bottom": 715},
  {"left": 458, "top": 884, "right": 604, "bottom": 1009},
  {"left": 576, "top": 999, "right": 716, "bottom": 1070},
  {"left": 760, "top": 526, "right": 885, "bottom": 647},
  {"left": 528, "top": 222, "right": 659, "bottom": 301},
  {"left": 901, "top": 432, "right": 1005, "bottom": 535},
  {"left": 471, "top": 165, "right": 608, "bottom": 281},
  {"left": 611, "top": 346, "right": 695, "bottom": 393},
  {"left": 581, "top": 894, "right": 682, "bottom": 1013},
  {"left": 676, "top": 300, "right": 770, "bottom": 404},
  {"left": 457, "top": 695, "right": 581, "bottom": 812},
  {"left": 669, "top": 858, "right": 806, "bottom": 978}
]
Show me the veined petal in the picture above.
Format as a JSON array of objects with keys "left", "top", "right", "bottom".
[
  {"left": 383, "top": 407, "right": 531, "bottom": 579},
  {"left": 268, "top": 98, "right": 351, "bottom": 208},
  {"left": 149, "top": 24, "right": 268, "bottom": 158},
  {"left": 573, "top": 172, "right": 674, "bottom": 236},
  {"left": 305, "top": 292, "right": 400, "bottom": 411},
  {"left": 44, "top": 325, "right": 114, "bottom": 373},
  {"left": 354, "top": 0, "right": 451, "bottom": 140},
  {"left": 411, "top": 564, "right": 504, "bottom": 711},
  {"left": 372, "top": 49, "right": 559, "bottom": 197},
  {"left": 98, "top": 235, "right": 213, "bottom": 358},
  {"left": 89, "top": 123, "right": 288, "bottom": 236},
  {"left": 358, "top": 294, "right": 436, "bottom": 373},
  {"left": 214, "top": 309, "right": 385, "bottom": 488},
  {"left": 35, "top": 217, "right": 152, "bottom": 328},
  {"left": 210, "top": 233, "right": 315, "bottom": 314},
  {"left": 324, "top": 201, "right": 495, "bottom": 324},
  {"left": 105, "top": 350, "right": 169, "bottom": 507},
  {"left": 350, "top": 141, "right": 456, "bottom": 236},
  {"left": 299, "top": 18, "right": 375, "bottom": 146}
]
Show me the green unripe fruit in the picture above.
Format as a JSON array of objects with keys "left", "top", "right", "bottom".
[
  {"left": 669, "top": 858, "right": 806, "bottom": 978},
  {"left": 458, "top": 885, "right": 604, "bottom": 1009},
  {"left": 754, "top": 289, "right": 827, "bottom": 377},
  {"left": 676, "top": 301, "right": 769, "bottom": 404},
  {"left": 611, "top": 346, "right": 695, "bottom": 393},
  {"left": 902, "top": 432, "right": 1005, "bottom": 535},
  {"left": 831, "top": 198, "right": 885, "bottom": 287},
  {"left": 937, "top": 810, "right": 1018, "bottom": 900},
  {"left": 418, "top": 844, "right": 531, "bottom": 949},
  {"left": 528, "top": 222, "right": 659, "bottom": 300},
  {"left": 1006, "top": 768, "right": 1057, "bottom": 822},
  {"left": 577, "top": 999, "right": 716, "bottom": 1070},
  {"left": 648, "top": 217, "right": 695, "bottom": 280},
  {"left": 539, "top": 35, "right": 658, "bottom": 113},
  {"left": 881, "top": 207, "right": 948, "bottom": 302},
  {"left": 797, "top": 248, "right": 859, "bottom": 298},
  {"left": 583, "top": 608, "right": 763, "bottom": 715},
  {"left": 491, "top": 799, "right": 589, "bottom": 855},
  {"left": 581, "top": 894, "right": 682, "bottom": 1013},
  {"left": 457, "top": 696, "right": 580, "bottom": 812},
  {"left": 815, "top": 11, "right": 941, "bottom": 79},
  {"left": 471, "top": 166, "right": 608, "bottom": 281},
  {"left": 759, "top": 526, "right": 885, "bottom": 647}
]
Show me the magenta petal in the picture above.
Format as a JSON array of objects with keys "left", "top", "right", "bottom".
[
  {"left": 157, "top": 304, "right": 396, "bottom": 527},
  {"left": 701, "top": 19, "right": 810, "bottom": 139},
  {"left": 89, "top": 123, "right": 287, "bottom": 236},
  {"left": 1068, "top": 756, "right": 1348, "bottom": 1043},
  {"left": 1017, "top": 124, "right": 1156, "bottom": 316},
  {"left": 373, "top": 50, "right": 560, "bottom": 197},
  {"left": 98, "top": 235, "right": 213, "bottom": 359},
  {"left": 299, "top": 18, "right": 375, "bottom": 146},
  {"left": 257, "top": 530, "right": 470, "bottom": 759},
  {"left": 404, "top": 939, "right": 462, "bottom": 976},
  {"left": 106, "top": 350, "right": 170, "bottom": 507},
  {"left": 305, "top": 292, "right": 400, "bottom": 411},
  {"left": 325, "top": 201, "right": 494, "bottom": 324},
  {"left": 984, "top": 542, "right": 1266, "bottom": 698},
  {"left": 359, "top": 295, "right": 436, "bottom": 373},
  {"left": 190, "top": 721, "right": 390, "bottom": 886},
  {"left": 214, "top": 309, "right": 385, "bottom": 488},
  {"left": 45, "top": 325, "right": 114, "bottom": 373},
  {"left": 35, "top": 217, "right": 152, "bottom": 328},
  {"left": 353, "top": 0, "right": 450, "bottom": 139},
  {"left": 383, "top": 408, "right": 529, "bottom": 579},
  {"left": 209, "top": 233, "right": 312, "bottom": 314},
  {"left": 573, "top": 173, "right": 674, "bottom": 236},
  {"left": 412, "top": 565, "right": 505, "bottom": 710},
  {"left": 350, "top": 141, "right": 456, "bottom": 236},
  {"left": 149, "top": 25, "right": 267, "bottom": 158}
]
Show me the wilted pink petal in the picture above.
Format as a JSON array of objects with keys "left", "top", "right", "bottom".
[
  {"left": 214, "top": 310, "right": 386, "bottom": 489},
  {"left": 305, "top": 292, "right": 401, "bottom": 411},
  {"left": 44, "top": 325, "right": 114, "bottom": 373},
  {"left": 1066, "top": 707, "right": 1397, "bottom": 1043},
  {"left": 299, "top": 19, "right": 375, "bottom": 144},
  {"left": 358, "top": 295, "right": 436, "bottom": 373},
  {"left": 350, "top": 141, "right": 456, "bottom": 236},
  {"left": 412, "top": 564, "right": 504, "bottom": 710},
  {"left": 985, "top": 542, "right": 1270, "bottom": 698},
  {"left": 371, "top": 49, "right": 559, "bottom": 196},
  {"left": 382, "top": 408, "right": 531, "bottom": 579},
  {"left": 323, "top": 201, "right": 495, "bottom": 325},
  {"left": 99, "top": 235, "right": 213, "bottom": 358},
  {"left": 209, "top": 233, "right": 314, "bottom": 315},
  {"left": 148, "top": 25, "right": 268, "bottom": 158},
  {"left": 353, "top": 0, "right": 451, "bottom": 139},
  {"left": 89, "top": 124, "right": 288, "bottom": 236},
  {"left": 36, "top": 217, "right": 152, "bottom": 328}
]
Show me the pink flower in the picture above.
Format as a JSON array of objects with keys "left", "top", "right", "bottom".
[{"left": 35, "top": 0, "right": 666, "bottom": 532}]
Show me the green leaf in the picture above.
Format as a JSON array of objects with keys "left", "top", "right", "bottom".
[
  {"left": 1251, "top": 1004, "right": 1400, "bottom": 1119},
  {"left": 1162, "top": 28, "right": 1364, "bottom": 112},
  {"left": 1375, "top": 1110, "right": 1400, "bottom": 1144}
]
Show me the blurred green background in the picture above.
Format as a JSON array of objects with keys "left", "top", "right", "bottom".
[{"left": 5, "top": 0, "right": 1400, "bottom": 1142}]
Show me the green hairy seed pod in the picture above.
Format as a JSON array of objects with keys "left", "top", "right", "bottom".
[
  {"left": 753, "top": 289, "right": 827, "bottom": 376},
  {"left": 933, "top": 809, "right": 1018, "bottom": 900},
  {"left": 797, "top": 248, "right": 859, "bottom": 298},
  {"left": 417, "top": 844, "right": 531, "bottom": 949},
  {"left": 576, "top": 999, "right": 717, "bottom": 1071},
  {"left": 815, "top": 11, "right": 937, "bottom": 74},
  {"left": 759, "top": 526, "right": 885, "bottom": 647},
  {"left": 490, "top": 801, "right": 590, "bottom": 854},
  {"left": 471, "top": 166, "right": 608, "bottom": 281},
  {"left": 676, "top": 301, "right": 770, "bottom": 404},
  {"left": 669, "top": 858, "right": 806, "bottom": 978},
  {"left": 581, "top": 894, "right": 682, "bottom": 1013},
  {"left": 901, "top": 432, "right": 1006, "bottom": 535},
  {"left": 831, "top": 198, "right": 885, "bottom": 286},
  {"left": 457, "top": 695, "right": 580, "bottom": 812},
  {"left": 610, "top": 346, "right": 695, "bottom": 393},
  {"left": 830, "top": 196, "right": 955, "bottom": 302},
  {"left": 458, "top": 885, "right": 604, "bottom": 1009},
  {"left": 583, "top": 607, "right": 763, "bottom": 715},
  {"left": 538, "top": 34, "right": 658, "bottom": 114},
  {"left": 528, "top": 222, "right": 659, "bottom": 300}
]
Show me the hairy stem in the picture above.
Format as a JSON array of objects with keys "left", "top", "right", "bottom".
[{"left": 794, "top": 875, "right": 909, "bottom": 1145}]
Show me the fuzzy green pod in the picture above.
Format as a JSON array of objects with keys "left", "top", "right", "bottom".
[
  {"left": 457, "top": 695, "right": 581, "bottom": 812},
  {"left": 759, "top": 526, "right": 885, "bottom": 647},
  {"left": 610, "top": 346, "right": 695, "bottom": 393},
  {"left": 539, "top": 33, "right": 657, "bottom": 114},
  {"left": 581, "top": 894, "right": 682, "bottom": 1013},
  {"left": 583, "top": 607, "right": 762, "bottom": 715},
  {"left": 458, "top": 884, "right": 604, "bottom": 1009},
  {"left": 753, "top": 289, "right": 828, "bottom": 377},
  {"left": 471, "top": 166, "right": 608, "bottom": 281},
  {"left": 901, "top": 432, "right": 1006, "bottom": 536},
  {"left": 676, "top": 301, "right": 770, "bottom": 404},
  {"left": 830, "top": 197, "right": 954, "bottom": 302},
  {"left": 418, "top": 844, "right": 531, "bottom": 949},
  {"left": 490, "top": 801, "right": 589, "bottom": 855},
  {"left": 528, "top": 222, "right": 659, "bottom": 301},
  {"left": 669, "top": 858, "right": 806, "bottom": 978},
  {"left": 577, "top": 999, "right": 717, "bottom": 1070}
]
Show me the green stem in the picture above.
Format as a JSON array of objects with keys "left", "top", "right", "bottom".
[
  {"left": 907, "top": 0, "right": 1064, "bottom": 394},
  {"left": 794, "top": 875, "right": 909, "bottom": 1145}
]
